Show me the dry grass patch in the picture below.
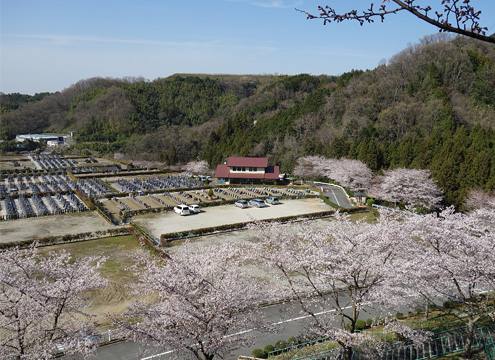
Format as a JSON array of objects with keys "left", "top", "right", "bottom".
[{"left": 37, "top": 235, "right": 144, "bottom": 330}]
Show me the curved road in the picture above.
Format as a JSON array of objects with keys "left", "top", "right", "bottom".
[{"left": 316, "top": 183, "right": 353, "bottom": 208}]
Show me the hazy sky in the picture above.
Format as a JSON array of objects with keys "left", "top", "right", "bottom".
[{"left": 2, "top": 0, "right": 495, "bottom": 95}]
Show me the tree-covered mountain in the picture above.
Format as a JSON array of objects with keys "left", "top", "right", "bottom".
[{"left": 1, "top": 34, "right": 494, "bottom": 206}]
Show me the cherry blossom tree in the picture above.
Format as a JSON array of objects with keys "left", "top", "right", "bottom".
[
  {"left": 325, "top": 158, "right": 373, "bottom": 192},
  {"left": 294, "top": 156, "right": 372, "bottom": 191},
  {"left": 298, "top": 0, "right": 495, "bottom": 44},
  {"left": 246, "top": 213, "right": 427, "bottom": 360},
  {"left": 293, "top": 155, "right": 330, "bottom": 181},
  {"left": 0, "top": 245, "right": 107, "bottom": 359},
  {"left": 400, "top": 207, "right": 495, "bottom": 358},
  {"left": 184, "top": 160, "right": 212, "bottom": 174},
  {"left": 370, "top": 168, "right": 443, "bottom": 209},
  {"left": 114, "top": 242, "right": 274, "bottom": 360},
  {"left": 464, "top": 188, "right": 495, "bottom": 210}
]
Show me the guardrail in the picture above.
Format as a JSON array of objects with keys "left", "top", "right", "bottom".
[{"left": 485, "top": 329, "right": 495, "bottom": 359}]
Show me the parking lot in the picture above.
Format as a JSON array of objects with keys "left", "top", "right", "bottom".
[{"left": 133, "top": 197, "right": 332, "bottom": 238}]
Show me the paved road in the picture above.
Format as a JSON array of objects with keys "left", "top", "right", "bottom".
[
  {"left": 317, "top": 184, "right": 352, "bottom": 208},
  {"left": 79, "top": 294, "right": 418, "bottom": 360}
]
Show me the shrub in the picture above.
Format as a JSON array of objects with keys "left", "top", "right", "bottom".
[
  {"left": 251, "top": 348, "right": 267, "bottom": 359},
  {"left": 396, "top": 312, "right": 405, "bottom": 320},
  {"left": 287, "top": 337, "right": 297, "bottom": 345},
  {"left": 443, "top": 300, "right": 458, "bottom": 309},
  {"left": 355, "top": 319, "right": 366, "bottom": 331},
  {"left": 264, "top": 344, "right": 275, "bottom": 354},
  {"left": 366, "top": 318, "right": 373, "bottom": 327},
  {"left": 274, "top": 340, "right": 287, "bottom": 350}
]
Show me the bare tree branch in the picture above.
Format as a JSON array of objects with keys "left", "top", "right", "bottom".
[{"left": 297, "top": 0, "right": 495, "bottom": 44}]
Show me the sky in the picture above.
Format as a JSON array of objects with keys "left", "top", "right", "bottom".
[{"left": 1, "top": 0, "right": 495, "bottom": 95}]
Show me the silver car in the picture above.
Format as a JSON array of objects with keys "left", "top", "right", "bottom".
[
  {"left": 249, "top": 199, "right": 266, "bottom": 208},
  {"left": 235, "top": 199, "right": 249, "bottom": 208},
  {"left": 266, "top": 196, "right": 279, "bottom": 205}
]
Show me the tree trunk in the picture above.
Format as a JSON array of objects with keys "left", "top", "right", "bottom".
[
  {"left": 424, "top": 297, "right": 430, "bottom": 320},
  {"left": 343, "top": 346, "right": 353, "bottom": 360},
  {"left": 463, "top": 319, "right": 475, "bottom": 359}
]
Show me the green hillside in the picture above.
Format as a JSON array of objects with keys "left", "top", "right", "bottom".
[{"left": 1, "top": 34, "right": 494, "bottom": 207}]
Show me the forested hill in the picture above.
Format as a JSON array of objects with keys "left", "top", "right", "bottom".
[{"left": 1, "top": 34, "right": 494, "bottom": 206}]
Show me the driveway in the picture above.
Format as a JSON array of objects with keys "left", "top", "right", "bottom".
[{"left": 316, "top": 183, "right": 353, "bottom": 208}]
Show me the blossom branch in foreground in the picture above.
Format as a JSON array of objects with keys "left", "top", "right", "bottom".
[
  {"left": 113, "top": 242, "right": 275, "bottom": 360},
  {"left": 0, "top": 245, "right": 107, "bottom": 359}
]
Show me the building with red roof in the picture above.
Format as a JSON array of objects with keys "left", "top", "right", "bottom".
[{"left": 214, "top": 157, "right": 280, "bottom": 184}]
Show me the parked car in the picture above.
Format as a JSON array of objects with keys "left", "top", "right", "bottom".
[
  {"left": 266, "top": 196, "right": 279, "bottom": 205},
  {"left": 249, "top": 198, "right": 266, "bottom": 208},
  {"left": 174, "top": 204, "right": 190, "bottom": 216},
  {"left": 235, "top": 199, "right": 249, "bottom": 208},
  {"left": 189, "top": 204, "right": 201, "bottom": 213}
]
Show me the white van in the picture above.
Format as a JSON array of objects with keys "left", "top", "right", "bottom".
[{"left": 174, "top": 204, "right": 190, "bottom": 216}]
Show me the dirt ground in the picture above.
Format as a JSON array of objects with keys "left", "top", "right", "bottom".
[
  {"left": 36, "top": 235, "right": 143, "bottom": 331},
  {"left": 133, "top": 197, "right": 331, "bottom": 238},
  {"left": 0, "top": 211, "right": 121, "bottom": 243}
]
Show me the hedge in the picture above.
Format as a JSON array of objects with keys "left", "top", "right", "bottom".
[
  {"left": 66, "top": 170, "right": 77, "bottom": 182},
  {"left": 75, "top": 189, "right": 96, "bottom": 210},
  {"left": 75, "top": 169, "right": 180, "bottom": 179},
  {"left": 159, "top": 207, "right": 369, "bottom": 245},
  {"left": 0, "top": 227, "right": 133, "bottom": 250},
  {"left": 129, "top": 222, "right": 169, "bottom": 259},
  {"left": 98, "top": 178, "right": 118, "bottom": 193},
  {"left": 94, "top": 203, "right": 117, "bottom": 225},
  {"left": 101, "top": 155, "right": 133, "bottom": 166}
]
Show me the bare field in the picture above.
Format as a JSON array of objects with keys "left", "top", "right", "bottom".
[
  {"left": 0, "top": 211, "right": 122, "bottom": 243},
  {"left": 36, "top": 235, "right": 143, "bottom": 330}
]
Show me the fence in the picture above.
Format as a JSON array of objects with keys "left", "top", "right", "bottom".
[{"left": 268, "top": 326, "right": 495, "bottom": 360}]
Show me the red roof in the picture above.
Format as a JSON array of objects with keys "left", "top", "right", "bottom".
[
  {"left": 214, "top": 164, "right": 280, "bottom": 180},
  {"left": 226, "top": 157, "right": 268, "bottom": 168},
  {"left": 214, "top": 164, "right": 230, "bottom": 178}
]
